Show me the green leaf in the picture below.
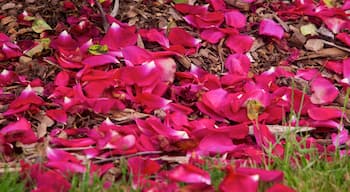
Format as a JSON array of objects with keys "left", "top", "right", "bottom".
[
  {"left": 300, "top": 23, "right": 318, "bottom": 36},
  {"left": 24, "top": 43, "right": 44, "bottom": 57},
  {"left": 32, "top": 19, "right": 52, "bottom": 33},
  {"left": 173, "top": 0, "right": 188, "bottom": 3},
  {"left": 88, "top": 44, "right": 108, "bottom": 55}
]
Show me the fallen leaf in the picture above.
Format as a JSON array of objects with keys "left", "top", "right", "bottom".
[
  {"left": 32, "top": 19, "right": 52, "bottom": 33},
  {"left": 304, "top": 39, "right": 324, "bottom": 52}
]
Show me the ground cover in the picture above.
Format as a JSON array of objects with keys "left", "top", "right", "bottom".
[{"left": 1, "top": 0, "right": 350, "bottom": 191}]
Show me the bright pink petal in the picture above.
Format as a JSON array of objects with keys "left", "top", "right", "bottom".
[
  {"left": 168, "top": 164, "right": 211, "bottom": 185},
  {"left": 128, "top": 157, "right": 160, "bottom": 175},
  {"left": 168, "top": 27, "right": 201, "bottom": 48},
  {"left": 4, "top": 85, "right": 44, "bottom": 115},
  {"left": 2, "top": 43, "right": 22, "bottom": 59},
  {"left": 174, "top": 4, "right": 209, "bottom": 15},
  {"left": 324, "top": 60, "right": 343, "bottom": 74},
  {"left": 219, "top": 166, "right": 259, "bottom": 192},
  {"left": 200, "top": 28, "right": 225, "bottom": 44},
  {"left": 51, "top": 30, "right": 78, "bottom": 50},
  {"left": 341, "top": 58, "right": 350, "bottom": 84},
  {"left": 154, "top": 58, "right": 176, "bottom": 82},
  {"left": 208, "top": 0, "right": 226, "bottom": 11},
  {"left": 50, "top": 137, "right": 95, "bottom": 147},
  {"left": 259, "top": 19, "right": 284, "bottom": 39},
  {"left": 225, "top": 53, "right": 251, "bottom": 75},
  {"left": 46, "top": 109, "right": 67, "bottom": 124},
  {"left": 332, "top": 129, "right": 349, "bottom": 147},
  {"left": 54, "top": 71, "right": 70, "bottom": 87},
  {"left": 135, "top": 93, "right": 171, "bottom": 112},
  {"left": 0, "top": 69, "right": 17, "bottom": 86},
  {"left": 101, "top": 22, "right": 137, "bottom": 50},
  {"left": 225, "top": 34, "right": 253, "bottom": 53},
  {"left": 0, "top": 118, "right": 37, "bottom": 144},
  {"left": 336, "top": 32, "right": 350, "bottom": 47},
  {"left": 198, "top": 133, "right": 236, "bottom": 154},
  {"left": 139, "top": 29, "right": 170, "bottom": 48},
  {"left": 308, "top": 107, "right": 342, "bottom": 121},
  {"left": 267, "top": 184, "right": 296, "bottom": 192},
  {"left": 184, "top": 12, "right": 224, "bottom": 29},
  {"left": 310, "top": 77, "right": 339, "bottom": 104},
  {"left": 122, "top": 46, "right": 152, "bottom": 66},
  {"left": 236, "top": 167, "right": 283, "bottom": 182},
  {"left": 296, "top": 68, "right": 321, "bottom": 80},
  {"left": 34, "top": 170, "right": 71, "bottom": 192},
  {"left": 322, "top": 17, "right": 346, "bottom": 34},
  {"left": 225, "top": 10, "right": 246, "bottom": 28},
  {"left": 82, "top": 54, "right": 118, "bottom": 67}
]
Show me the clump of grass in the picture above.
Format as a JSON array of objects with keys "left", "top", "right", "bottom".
[{"left": 0, "top": 169, "right": 26, "bottom": 192}]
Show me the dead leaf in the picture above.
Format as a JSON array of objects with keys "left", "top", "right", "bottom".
[
  {"left": 32, "top": 19, "right": 52, "bottom": 33},
  {"left": 304, "top": 39, "right": 324, "bottom": 52},
  {"left": 300, "top": 23, "right": 318, "bottom": 36}
]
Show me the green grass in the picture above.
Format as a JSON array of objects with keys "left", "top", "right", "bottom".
[{"left": 1, "top": 134, "right": 350, "bottom": 192}]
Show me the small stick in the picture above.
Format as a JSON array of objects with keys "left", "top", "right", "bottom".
[
  {"left": 110, "top": 0, "right": 120, "bottom": 17},
  {"left": 95, "top": 0, "right": 109, "bottom": 32},
  {"left": 322, "top": 40, "right": 350, "bottom": 53},
  {"left": 93, "top": 151, "right": 163, "bottom": 164}
]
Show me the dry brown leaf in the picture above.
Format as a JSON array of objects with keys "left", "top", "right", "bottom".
[
  {"left": 304, "top": 39, "right": 324, "bottom": 52},
  {"left": 154, "top": 155, "right": 190, "bottom": 164}
]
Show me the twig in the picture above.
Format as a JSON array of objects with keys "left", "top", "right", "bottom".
[
  {"left": 322, "top": 40, "right": 350, "bottom": 53},
  {"left": 110, "top": 0, "right": 120, "bottom": 17},
  {"left": 93, "top": 151, "right": 163, "bottom": 164},
  {"left": 94, "top": 0, "right": 109, "bottom": 33},
  {"left": 218, "top": 38, "right": 225, "bottom": 74}
]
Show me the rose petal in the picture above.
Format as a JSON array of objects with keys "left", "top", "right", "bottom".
[
  {"left": 310, "top": 77, "right": 339, "bottom": 104},
  {"left": 168, "top": 27, "right": 201, "bottom": 48},
  {"left": 46, "top": 109, "right": 67, "bottom": 124},
  {"left": 219, "top": 166, "right": 259, "bottom": 192},
  {"left": 267, "top": 184, "right": 296, "bottom": 192},
  {"left": 308, "top": 107, "right": 343, "bottom": 121},
  {"left": 225, "top": 10, "right": 246, "bottom": 28},
  {"left": 226, "top": 34, "right": 253, "bottom": 53},
  {"left": 101, "top": 22, "right": 137, "bottom": 50},
  {"left": 259, "top": 19, "right": 284, "bottom": 39},
  {"left": 0, "top": 118, "right": 37, "bottom": 144},
  {"left": 168, "top": 164, "right": 211, "bottom": 185},
  {"left": 200, "top": 28, "right": 226, "bottom": 44},
  {"left": 198, "top": 133, "right": 236, "bottom": 154},
  {"left": 236, "top": 167, "right": 283, "bottom": 182}
]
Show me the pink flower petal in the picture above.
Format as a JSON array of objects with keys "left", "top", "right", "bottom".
[
  {"left": 0, "top": 69, "right": 17, "bottom": 86},
  {"left": 219, "top": 166, "right": 259, "bottom": 192},
  {"left": 174, "top": 4, "right": 209, "bottom": 15},
  {"left": 101, "top": 22, "right": 137, "bottom": 50},
  {"left": 4, "top": 85, "right": 44, "bottom": 115},
  {"left": 332, "top": 129, "right": 349, "bottom": 147},
  {"left": 341, "top": 58, "right": 350, "bottom": 84},
  {"left": 54, "top": 71, "right": 70, "bottom": 87},
  {"left": 168, "top": 164, "right": 211, "bottom": 185},
  {"left": 225, "top": 53, "right": 251, "bottom": 75},
  {"left": 296, "top": 68, "right": 321, "bottom": 80},
  {"left": 51, "top": 30, "right": 78, "bottom": 50},
  {"left": 34, "top": 170, "right": 71, "bottom": 192},
  {"left": 139, "top": 29, "right": 170, "bottom": 48},
  {"left": 50, "top": 137, "right": 96, "bottom": 147},
  {"left": 184, "top": 12, "right": 224, "bottom": 29},
  {"left": 336, "top": 32, "right": 350, "bottom": 47},
  {"left": 0, "top": 118, "right": 37, "bottom": 144},
  {"left": 236, "top": 167, "right": 283, "bottom": 182},
  {"left": 198, "top": 133, "right": 236, "bottom": 154},
  {"left": 259, "top": 19, "right": 284, "bottom": 39},
  {"left": 46, "top": 109, "right": 67, "bottom": 124},
  {"left": 226, "top": 34, "right": 253, "bottom": 53},
  {"left": 324, "top": 60, "right": 343, "bottom": 75},
  {"left": 168, "top": 27, "right": 201, "bottom": 48},
  {"left": 82, "top": 54, "right": 118, "bottom": 67},
  {"left": 2, "top": 43, "right": 22, "bottom": 59},
  {"left": 122, "top": 46, "right": 152, "bottom": 66},
  {"left": 200, "top": 28, "right": 226, "bottom": 44},
  {"left": 135, "top": 93, "right": 171, "bottom": 112},
  {"left": 310, "top": 77, "right": 339, "bottom": 104},
  {"left": 322, "top": 17, "right": 346, "bottom": 34},
  {"left": 267, "top": 184, "right": 296, "bottom": 192},
  {"left": 208, "top": 0, "right": 226, "bottom": 11},
  {"left": 308, "top": 107, "right": 343, "bottom": 121},
  {"left": 225, "top": 10, "right": 246, "bottom": 28}
]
